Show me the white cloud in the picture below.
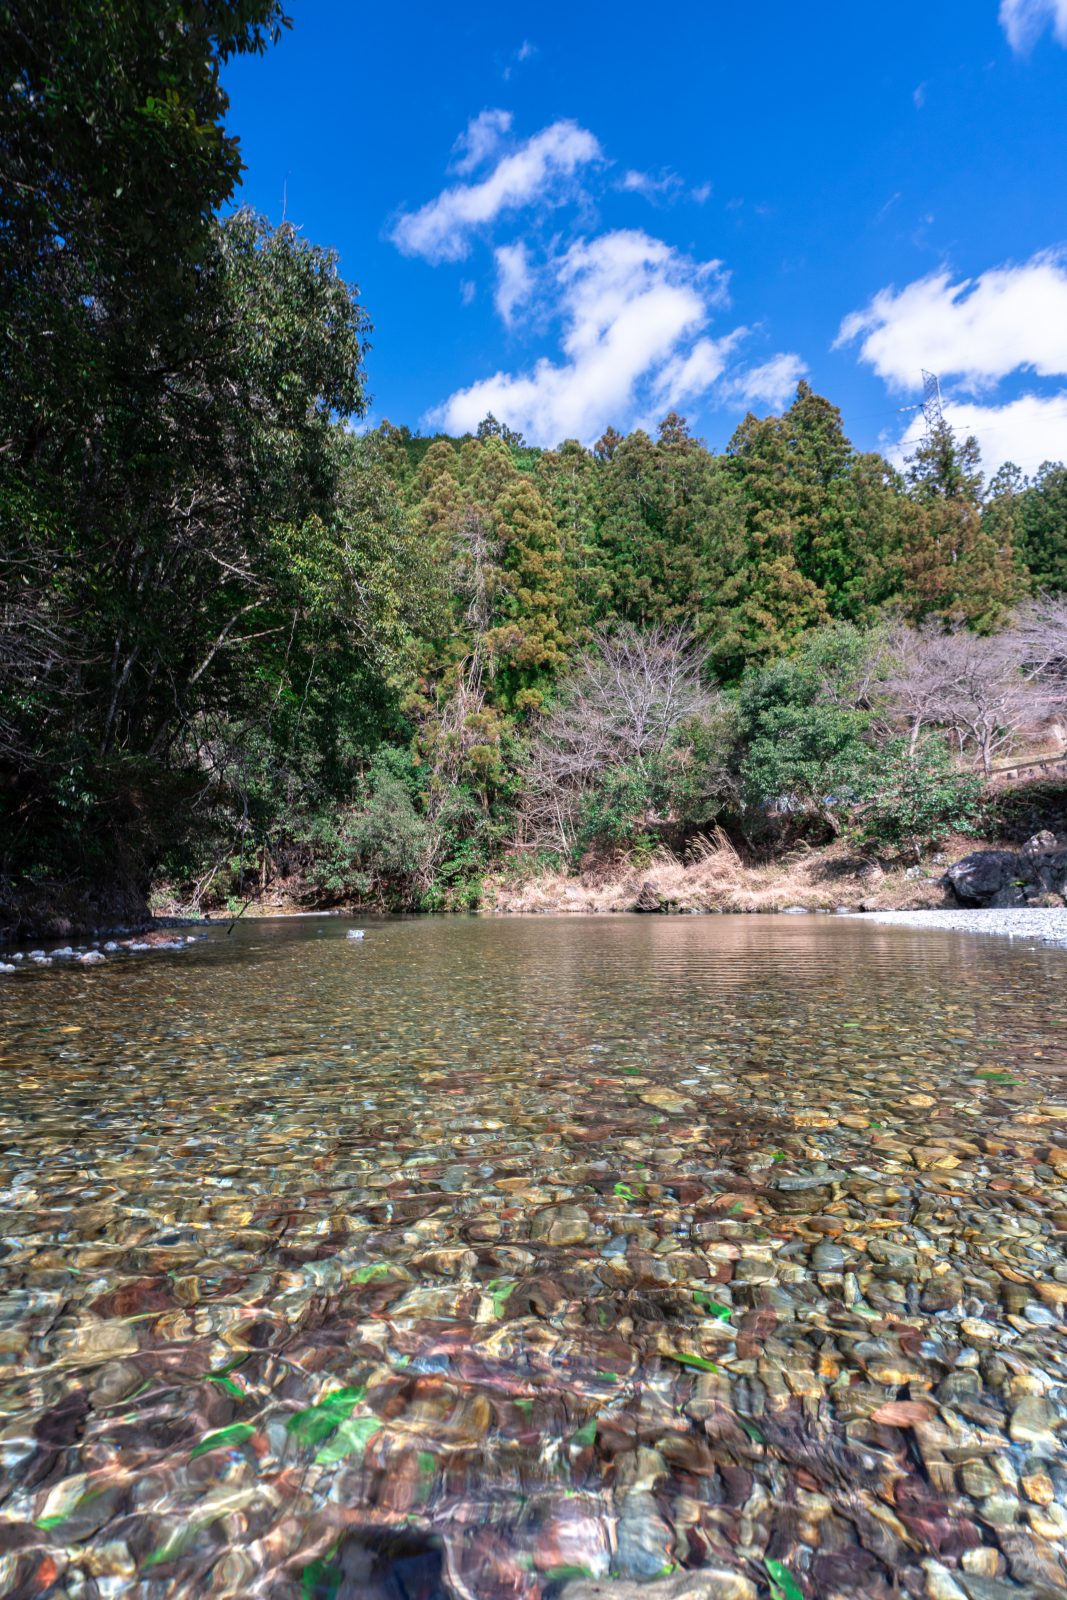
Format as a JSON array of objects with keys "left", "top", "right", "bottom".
[
  {"left": 428, "top": 230, "right": 737, "bottom": 445},
  {"left": 891, "top": 392, "right": 1067, "bottom": 476},
  {"left": 503, "top": 39, "right": 537, "bottom": 78},
  {"left": 1000, "top": 0, "right": 1067, "bottom": 51},
  {"left": 652, "top": 332, "right": 748, "bottom": 412},
  {"left": 691, "top": 182, "right": 713, "bottom": 205},
  {"left": 460, "top": 280, "right": 476, "bottom": 307},
  {"left": 619, "top": 169, "right": 683, "bottom": 203},
  {"left": 450, "top": 109, "right": 512, "bottom": 176},
  {"left": 723, "top": 353, "right": 809, "bottom": 411},
  {"left": 493, "top": 242, "right": 533, "bottom": 324},
  {"left": 392, "top": 119, "right": 602, "bottom": 263},
  {"left": 837, "top": 250, "right": 1067, "bottom": 392}
]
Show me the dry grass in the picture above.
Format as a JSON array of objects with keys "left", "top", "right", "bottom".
[{"left": 485, "top": 833, "right": 964, "bottom": 916}]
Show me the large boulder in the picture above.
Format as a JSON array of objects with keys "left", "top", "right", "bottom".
[
  {"left": 1032, "top": 848, "right": 1067, "bottom": 899},
  {"left": 943, "top": 835, "right": 1067, "bottom": 907},
  {"left": 943, "top": 850, "right": 1018, "bottom": 905},
  {"left": 1020, "top": 829, "right": 1059, "bottom": 862}
]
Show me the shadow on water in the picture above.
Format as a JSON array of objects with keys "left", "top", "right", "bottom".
[{"left": 0, "top": 914, "right": 1065, "bottom": 1598}]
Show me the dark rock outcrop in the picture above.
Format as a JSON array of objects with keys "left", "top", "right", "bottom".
[{"left": 944, "top": 835, "right": 1067, "bottom": 908}]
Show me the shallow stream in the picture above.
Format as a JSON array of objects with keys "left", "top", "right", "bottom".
[{"left": 1, "top": 915, "right": 1065, "bottom": 1599}]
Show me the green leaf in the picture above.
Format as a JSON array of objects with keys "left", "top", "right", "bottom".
[
  {"left": 764, "top": 1558, "right": 804, "bottom": 1600},
  {"left": 668, "top": 1353, "right": 719, "bottom": 1372},
  {"left": 571, "top": 1416, "right": 598, "bottom": 1446},
  {"left": 693, "top": 1291, "right": 731, "bottom": 1320},
  {"left": 485, "top": 1276, "right": 517, "bottom": 1317},
  {"left": 205, "top": 1372, "right": 244, "bottom": 1398},
  {"left": 351, "top": 1262, "right": 392, "bottom": 1283},
  {"left": 196, "top": 1355, "right": 246, "bottom": 1398},
  {"left": 287, "top": 1386, "right": 366, "bottom": 1446},
  {"left": 190, "top": 1422, "right": 256, "bottom": 1458},
  {"left": 314, "top": 1412, "right": 381, "bottom": 1465},
  {"left": 738, "top": 1418, "right": 765, "bottom": 1443},
  {"left": 143, "top": 1523, "right": 200, "bottom": 1568}
]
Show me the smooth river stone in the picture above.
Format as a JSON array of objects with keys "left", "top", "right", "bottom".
[{"left": 530, "top": 1203, "right": 593, "bottom": 1245}]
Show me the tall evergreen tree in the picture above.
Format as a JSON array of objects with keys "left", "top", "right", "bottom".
[
  {"left": 1019, "top": 464, "right": 1067, "bottom": 594},
  {"left": 487, "top": 476, "right": 575, "bottom": 705},
  {"left": 533, "top": 439, "right": 601, "bottom": 627},
  {"left": 713, "top": 395, "right": 836, "bottom": 676},
  {"left": 902, "top": 424, "right": 1020, "bottom": 628},
  {"left": 593, "top": 416, "right": 741, "bottom": 634},
  {"left": 724, "top": 383, "right": 904, "bottom": 623}
]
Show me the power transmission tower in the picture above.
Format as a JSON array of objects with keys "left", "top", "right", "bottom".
[
  {"left": 899, "top": 370, "right": 947, "bottom": 441},
  {"left": 920, "top": 370, "right": 944, "bottom": 437}
]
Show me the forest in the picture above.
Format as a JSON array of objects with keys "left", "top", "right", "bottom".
[{"left": 2, "top": 0, "right": 1066, "bottom": 930}]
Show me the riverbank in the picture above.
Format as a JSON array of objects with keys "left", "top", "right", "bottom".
[
  {"left": 485, "top": 835, "right": 958, "bottom": 916},
  {"left": 9, "top": 824, "right": 1064, "bottom": 939},
  {"left": 848, "top": 905, "right": 1067, "bottom": 945}
]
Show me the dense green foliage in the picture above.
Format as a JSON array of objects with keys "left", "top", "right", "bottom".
[
  {"left": 851, "top": 741, "right": 987, "bottom": 860},
  {"left": 2, "top": 1, "right": 1065, "bottom": 927}
]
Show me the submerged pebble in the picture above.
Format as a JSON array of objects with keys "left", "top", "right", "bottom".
[{"left": 0, "top": 914, "right": 1064, "bottom": 1599}]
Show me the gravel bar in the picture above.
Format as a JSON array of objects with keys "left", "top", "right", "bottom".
[{"left": 855, "top": 906, "right": 1067, "bottom": 945}]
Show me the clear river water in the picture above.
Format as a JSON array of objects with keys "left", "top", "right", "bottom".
[{"left": 0, "top": 914, "right": 1065, "bottom": 1600}]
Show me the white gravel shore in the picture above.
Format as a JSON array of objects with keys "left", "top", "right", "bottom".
[{"left": 853, "top": 906, "right": 1067, "bottom": 946}]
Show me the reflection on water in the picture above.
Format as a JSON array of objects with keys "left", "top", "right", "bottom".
[{"left": 0, "top": 915, "right": 1065, "bottom": 1599}]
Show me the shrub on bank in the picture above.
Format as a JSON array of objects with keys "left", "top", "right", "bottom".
[{"left": 850, "top": 740, "right": 987, "bottom": 861}]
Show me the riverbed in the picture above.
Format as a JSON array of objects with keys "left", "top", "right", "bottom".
[{"left": 0, "top": 915, "right": 1065, "bottom": 1599}]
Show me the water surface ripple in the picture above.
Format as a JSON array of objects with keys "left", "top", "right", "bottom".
[{"left": 1, "top": 915, "right": 1065, "bottom": 1599}]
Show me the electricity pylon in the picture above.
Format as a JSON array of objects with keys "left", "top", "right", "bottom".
[{"left": 920, "top": 370, "right": 945, "bottom": 437}]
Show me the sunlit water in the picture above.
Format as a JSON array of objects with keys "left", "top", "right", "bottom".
[{"left": 1, "top": 915, "right": 1065, "bottom": 1599}]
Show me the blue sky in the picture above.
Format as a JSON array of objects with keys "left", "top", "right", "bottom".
[{"left": 224, "top": 0, "right": 1067, "bottom": 474}]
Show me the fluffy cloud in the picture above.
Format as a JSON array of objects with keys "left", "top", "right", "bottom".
[
  {"left": 391, "top": 119, "right": 601, "bottom": 263},
  {"left": 892, "top": 392, "right": 1067, "bottom": 477},
  {"left": 493, "top": 242, "right": 533, "bottom": 325},
  {"left": 429, "top": 230, "right": 738, "bottom": 445},
  {"left": 837, "top": 250, "right": 1067, "bottom": 392},
  {"left": 651, "top": 332, "right": 749, "bottom": 412},
  {"left": 450, "top": 109, "right": 512, "bottom": 176},
  {"left": 722, "top": 353, "right": 810, "bottom": 411},
  {"left": 398, "top": 112, "right": 803, "bottom": 442},
  {"left": 999, "top": 0, "right": 1067, "bottom": 50}
]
